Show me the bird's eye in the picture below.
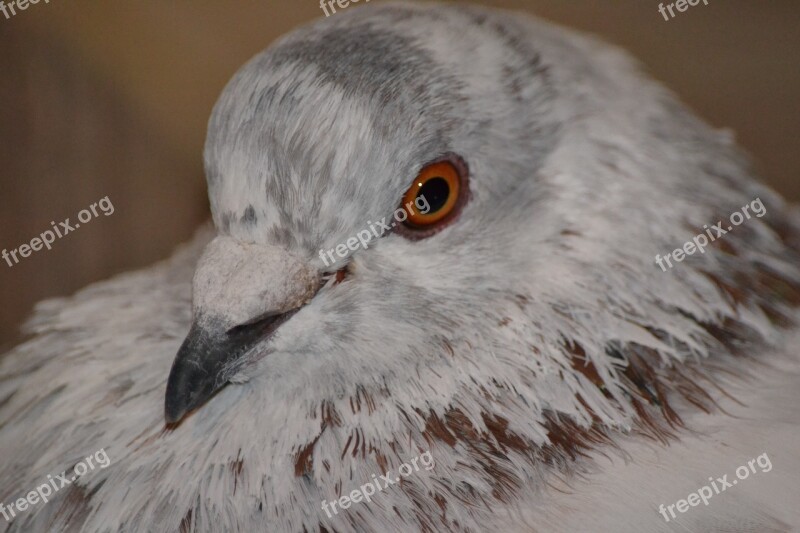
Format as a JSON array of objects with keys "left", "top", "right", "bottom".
[{"left": 396, "top": 153, "right": 469, "bottom": 238}]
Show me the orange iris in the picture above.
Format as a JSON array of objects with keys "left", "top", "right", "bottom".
[{"left": 401, "top": 161, "right": 461, "bottom": 227}]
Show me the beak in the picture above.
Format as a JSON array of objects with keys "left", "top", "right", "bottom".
[
  {"left": 164, "top": 235, "right": 323, "bottom": 425},
  {"left": 164, "top": 312, "right": 292, "bottom": 425}
]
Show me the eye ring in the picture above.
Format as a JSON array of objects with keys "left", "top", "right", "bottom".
[{"left": 395, "top": 153, "right": 469, "bottom": 239}]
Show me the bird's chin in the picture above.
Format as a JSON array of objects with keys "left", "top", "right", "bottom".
[
  {"left": 227, "top": 370, "right": 253, "bottom": 384},
  {"left": 224, "top": 346, "right": 276, "bottom": 384}
]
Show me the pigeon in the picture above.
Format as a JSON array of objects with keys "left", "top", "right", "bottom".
[{"left": 2, "top": 2, "right": 799, "bottom": 532}]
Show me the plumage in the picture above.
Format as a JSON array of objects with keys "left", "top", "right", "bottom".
[{"left": 1, "top": 2, "right": 799, "bottom": 532}]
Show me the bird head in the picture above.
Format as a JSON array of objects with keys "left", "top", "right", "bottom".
[
  {"left": 164, "top": 3, "right": 564, "bottom": 424},
  {"left": 157, "top": 3, "right": 800, "bottom": 529},
  {"left": 163, "top": 1, "right": 799, "bottom": 438}
]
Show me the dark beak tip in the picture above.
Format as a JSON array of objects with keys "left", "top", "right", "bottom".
[
  {"left": 164, "top": 387, "right": 188, "bottom": 425},
  {"left": 163, "top": 357, "right": 202, "bottom": 425},
  {"left": 165, "top": 312, "right": 281, "bottom": 425},
  {"left": 164, "top": 401, "right": 187, "bottom": 426},
  {"left": 164, "top": 385, "right": 222, "bottom": 426},
  {"left": 164, "top": 355, "right": 225, "bottom": 426},
  {"left": 164, "top": 365, "right": 208, "bottom": 425}
]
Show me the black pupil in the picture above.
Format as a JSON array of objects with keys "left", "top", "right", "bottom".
[{"left": 418, "top": 177, "right": 450, "bottom": 213}]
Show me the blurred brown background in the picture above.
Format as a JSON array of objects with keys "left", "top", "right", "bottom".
[{"left": 1, "top": 0, "right": 798, "bottom": 345}]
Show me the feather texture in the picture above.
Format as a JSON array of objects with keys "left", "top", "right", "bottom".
[{"left": 1, "top": 3, "right": 799, "bottom": 532}]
